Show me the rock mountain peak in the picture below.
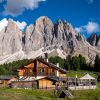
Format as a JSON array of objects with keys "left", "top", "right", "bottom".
[{"left": 0, "top": 16, "right": 100, "bottom": 64}]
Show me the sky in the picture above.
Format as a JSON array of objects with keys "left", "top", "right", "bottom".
[{"left": 0, "top": 0, "right": 100, "bottom": 38}]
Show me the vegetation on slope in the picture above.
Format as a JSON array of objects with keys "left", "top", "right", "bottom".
[
  {"left": 0, "top": 54, "right": 100, "bottom": 75},
  {"left": 49, "top": 54, "right": 100, "bottom": 72},
  {"left": 0, "top": 59, "right": 30, "bottom": 75}
]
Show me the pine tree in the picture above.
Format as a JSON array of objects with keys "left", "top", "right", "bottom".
[
  {"left": 79, "top": 54, "right": 87, "bottom": 70},
  {"left": 64, "top": 55, "right": 71, "bottom": 70},
  {"left": 71, "top": 56, "right": 80, "bottom": 71},
  {"left": 94, "top": 55, "right": 100, "bottom": 72}
]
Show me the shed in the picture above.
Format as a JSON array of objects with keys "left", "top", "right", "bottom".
[{"left": 0, "top": 75, "right": 16, "bottom": 87}]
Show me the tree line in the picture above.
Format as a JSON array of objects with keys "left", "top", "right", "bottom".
[
  {"left": 49, "top": 54, "right": 100, "bottom": 72},
  {"left": 0, "top": 54, "right": 100, "bottom": 75},
  {"left": 0, "top": 59, "right": 29, "bottom": 75}
]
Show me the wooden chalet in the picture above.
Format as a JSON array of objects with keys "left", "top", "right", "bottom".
[{"left": 11, "top": 58, "right": 67, "bottom": 89}]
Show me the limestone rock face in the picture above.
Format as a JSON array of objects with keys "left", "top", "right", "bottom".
[
  {"left": 25, "top": 16, "right": 54, "bottom": 51},
  {"left": 0, "top": 16, "right": 100, "bottom": 64},
  {"left": 97, "top": 39, "right": 100, "bottom": 48},
  {"left": 24, "top": 16, "right": 100, "bottom": 63},
  {"left": 87, "top": 33, "right": 97, "bottom": 46},
  {"left": 96, "top": 36, "right": 100, "bottom": 49},
  {"left": 88, "top": 33, "right": 100, "bottom": 49},
  {"left": 0, "top": 19, "right": 22, "bottom": 56}
]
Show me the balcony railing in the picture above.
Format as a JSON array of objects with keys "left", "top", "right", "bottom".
[{"left": 23, "top": 72, "right": 57, "bottom": 77}]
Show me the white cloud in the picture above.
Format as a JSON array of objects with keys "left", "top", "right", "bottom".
[
  {"left": 88, "top": 0, "right": 94, "bottom": 4},
  {"left": 0, "top": 0, "right": 46, "bottom": 16},
  {"left": 85, "top": 0, "right": 94, "bottom": 4},
  {"left": 14, "top": 21, "right": 27, "bottom": 30},
  {"left": 75, "top": 27, "right": 82, "bottom": 33},
  {"left": 0, "top": 18, "right": 27, "bottom": 31},
  {"left": 75, "top": 22, "right": 100, "bottom": 34},
  {"left": 85, "top": 22, "right": 99, "bottom": 33},
  {"left": 0, "top": 18, "right": 8, "bottom": 31}
]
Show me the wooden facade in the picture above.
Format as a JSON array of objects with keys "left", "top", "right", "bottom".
[
  {"left": 0, "top": 75, "right": 16, "bottom": 88},
  {"left": 18, "top": 59, "right": 67, "bottom": 78},
  {"left": 12, "top": 58, "right": 67, "bottom": 89},
  {"left": 38, "top": 77, "right": 57, "bottom": 89},
  {"left": 12, "top": 77, "right": 57, "bottom": 89}
]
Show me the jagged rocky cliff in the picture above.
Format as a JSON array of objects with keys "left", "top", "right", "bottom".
[
  {"left": 0, "top": 16, "right": 100, "bottom": 64},
  {"left": 87, "top": 33, "right": 100, "bottom": 50}
]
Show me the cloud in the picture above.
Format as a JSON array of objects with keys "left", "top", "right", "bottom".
[
  {"left": 75, "top": 22, "right": 100, "bottom": 34},
  {"left": 88, "top": 0, "right": 94, "bottom": 4},
  {"left": 0, "top": 18, "right": 27, "bottom": 31},
  {"left": 85, "top": 22, "right": 99, "bottom": 33},
  {"left": 84, "top": 0, "right": 94, "bottom": 4},
  {"left": 75, "top": 27, "right": 82, "bottom": 33},
  {"left": 0, "top": 18, "right": 8, "bottom": 31},
  {"left": 0, "top": 0, "right": 46, "bottom": 17},
  {"left": 14, "top": 21, "right": 27, "bottom": 30}
]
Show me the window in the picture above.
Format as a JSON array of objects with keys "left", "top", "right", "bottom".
[
  {"left": 40, "top": 68, "right": 44, "bottom": 73},
  {"left": 52, "top": 69, "right": 54, "bottom": 72},
  {"left": 30, "top": 69, "right": 32, "bottom": 73}
]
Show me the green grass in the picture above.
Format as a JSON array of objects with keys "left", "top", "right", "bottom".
[
  {"left": 0, "top": 77, "right": 100, "bottom": 100},
  {"left": 70, "top": 83, "right": 100, "bottom": 100},
  {"left": 0, "top": 83, "right": 100, "bottom": 100},
  {"left": 0, "top": 88, "right": 56, "bottom": 100},
  {"left": 72, "top": 89, "right": 100, "bottom": 100},
  {"left": 0, "top": 88, "right": 68, "bottom": 100}
]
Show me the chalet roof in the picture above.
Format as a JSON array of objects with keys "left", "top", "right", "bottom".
[
  {"left": 18, "top": 58, "right": 67, "bottom": 73},
  {"left": 37, "top": 76, "right": 59, "bottom": 82},
  {"left": 13, "top": 76, "right": 59, "bottom": 82},
  {"left": 80, "top": 73, "right": 95, "bottom": 80},
  {"left": 37, "top": 59, "right": 67, "bottom": 73},
  {"left": 0, "top": 75, "right": 14, "bottom": 80}
]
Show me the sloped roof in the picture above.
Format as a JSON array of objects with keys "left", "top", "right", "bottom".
[
  {"left": 13, "top": 76, "right": 59, "bottom": 82},
  {"left": 18, "top": 58, "right": 67, "bottom": 73},
  {"left": 80, "top": 73, "right": 95, "bottom": 80},
  {"left": 0, "top": 75, "right": 14, "bottom": 80},
  {"left": 37, "top": 59, "right": 67, "bottom": 73},
  {"left": 36, "top": 76, "right": 59, "bottom": 82}
]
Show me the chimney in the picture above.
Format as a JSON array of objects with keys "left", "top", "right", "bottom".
[
  {"left": 44, "top": 53, "right": 49, "bottom": 62},
  {"left": 57, "top": 63, "right": 59, "bottom": 67},
  {"left": 57, "top": 63, "right": 59, "bottom": 77},
  {"left": 46, "top": 58, "right": 49, "bottom": 62}
]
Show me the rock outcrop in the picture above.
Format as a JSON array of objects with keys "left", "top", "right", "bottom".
[
  {"left": 0, "top": 16, "right": 100, "bottom": 64},
  {"left": 88, "top": 33, "right": 100, "bottom": 49},
  {"left": 0, "top": 19, "right": 22, "bottom": 56}
]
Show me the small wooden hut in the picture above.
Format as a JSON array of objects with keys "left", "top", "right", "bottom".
[{"left": 0, "top": 75, "right": 16, "bottom": 88}]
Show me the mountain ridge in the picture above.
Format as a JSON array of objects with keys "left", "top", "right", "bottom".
[
  {"left": 87, "top": 33, "right": 100, "bottom": 50},
  {"left": 0, "top": 16, "right": 100, "bottom": 64}
]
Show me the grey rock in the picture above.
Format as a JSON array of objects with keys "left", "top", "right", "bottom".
[
  {"left": 88, "top": 33, "right": 100, "bottom": 49},
  {"left": 25, "top": 16, "right": 54, "bottom": 51},
  {"left": 0, "top": 16, "right": 100, "bottom": 64},
  {"left": 0, "top": 19, "right": 22, "bottom": 56}
]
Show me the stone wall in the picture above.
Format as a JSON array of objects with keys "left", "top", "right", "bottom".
[{"left": 11, "top": 81, "right": 37, "bottom": 89}]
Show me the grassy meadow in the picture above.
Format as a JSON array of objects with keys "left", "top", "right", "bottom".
[
  {"left": 0, "top": 71, "right": 99, "bottom": 100},
  {"left": 0, "top": 83, "right": 100, "bottom": 100}
]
